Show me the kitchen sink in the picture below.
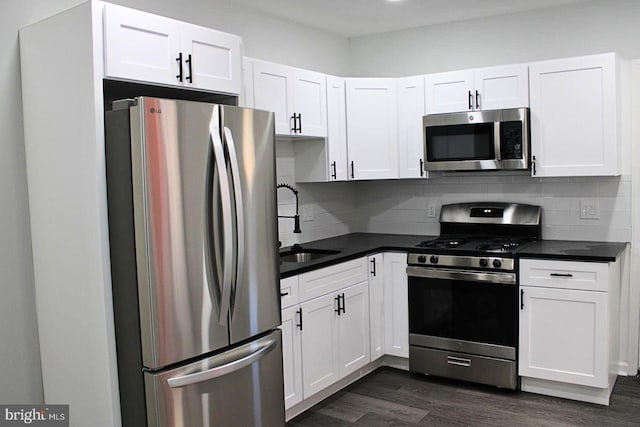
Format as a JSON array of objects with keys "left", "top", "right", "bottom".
[{"left": 279, "top": 248, "right": 341, "bottom": 264}]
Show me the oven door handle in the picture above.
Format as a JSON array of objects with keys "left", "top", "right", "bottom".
[{"left": 406, "top": 266, "right": 516, "bottom": 285}]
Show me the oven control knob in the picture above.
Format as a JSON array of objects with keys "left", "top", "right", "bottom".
[
  {"left": 417, "top": 255, "right": 427, "bottom": 263},
  {"left": 479, "top": 258, "right": 489, "bottom": 267},
  {"left": 429, "top": 255, "right": 439, "bottom": 264},
  {"left": 493, "top": 259, "right": 502, "bottom": 268}
]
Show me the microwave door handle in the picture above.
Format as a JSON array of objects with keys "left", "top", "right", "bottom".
[
  {"left": 223, "top": 126, "right": 244, "bottom": 320},
  {"left": 210, "top": 119, "right": 234, "bottom": 325},
  {"left": 494, "top": 122, "right": 501, "bottom": 161}
]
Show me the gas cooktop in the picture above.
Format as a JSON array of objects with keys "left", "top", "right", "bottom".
[{"left": 416, "top": 235, "right": 536, "bottom": 254}]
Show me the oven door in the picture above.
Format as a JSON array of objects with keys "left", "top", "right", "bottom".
[{"left": 406, "top": 266, "right": 517, "bottom": 361}]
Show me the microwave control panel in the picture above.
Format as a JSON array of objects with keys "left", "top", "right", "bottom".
[{"left": 500, "top": 121, "right": 523, "bottom": 160}]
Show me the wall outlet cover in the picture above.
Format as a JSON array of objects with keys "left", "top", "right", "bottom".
[{"left": 579, "top": 199, "right": 600, "bottom": 220}]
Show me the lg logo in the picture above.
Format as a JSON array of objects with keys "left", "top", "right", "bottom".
[{"left": 150, "top": 107, "right": 162, "bottom": 114}]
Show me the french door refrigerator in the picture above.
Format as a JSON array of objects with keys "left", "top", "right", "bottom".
[{"left": 105, "top": 97, "right": 284, "bottom": 426}]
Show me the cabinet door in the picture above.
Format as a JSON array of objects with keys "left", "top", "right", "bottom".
[
  {"left": 337, "top": 282, "right": 371, "bottom": 377},
  {"left": 383, "top": 253, "right": 409, "bottom": 358},
  {"left": 103, "top": 4, "right": 181, "bottom": 86},
  {"left": 252, "top": 60, "right": 294, "bottom": 135},
  {"left": 293, "top": 69, "right": 327, "bottom": 137},
  {"left": 326, "top": 76, "right": 348, "bottom": 181},
  {"left": 180, "top": 25, "right": 241, "bottom": 95},
  {"left": 280, "top": 306, "right": 303, "bottom": 409},
  {"left": 300, "top": 293, "right": 340, "bottom": 398},
  {"left": 519, "top": 286, "right": 608, "bottom": 388},
  {"left": 529, "top": 53, "right": 618, "bottom": 177},
  {"left": 346, "top": 78, "right": 399, "bottom": 180},
  {"left": 474, "top": 64, "right": 529, "bottom": 110},
  {"left": 424, "top": 70, "right": 474, "bottom": 114},
  {"left": 397, "top": 76, "right": 427, "bottom": 178},
  {"left": 368, "top": 254, "right": 384, "bottom": 361}
]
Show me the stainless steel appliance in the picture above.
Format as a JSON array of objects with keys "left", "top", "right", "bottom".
[
  {"left": 105, "top": 97, "right": 284, "bottom": 426},
  {"left": 423, "top": 108, "right": 530, "bottom": 171},
  {"left": 407, "top": 202, "right": 541, "bottom": 390}
]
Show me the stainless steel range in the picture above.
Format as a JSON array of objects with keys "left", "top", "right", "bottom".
[{"left": 407, "top": 202, "right": 541, "bottom": 390}]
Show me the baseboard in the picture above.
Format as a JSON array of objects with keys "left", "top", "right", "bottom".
[{"left": 521, "top": 375, "right": 615, "bottom": 406}]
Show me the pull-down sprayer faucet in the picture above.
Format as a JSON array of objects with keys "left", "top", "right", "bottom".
[{"left": 276, "top": 183, "right": 301, "bottom": 234}]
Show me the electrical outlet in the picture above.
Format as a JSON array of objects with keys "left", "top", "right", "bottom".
[
  {"left": 427, "top": 202, "right": 437, "bottom": 218},
  {"left": 580, "top": 199, "right": 600, "bottom": 220},
  {"left": 302, "top": 205, "right": 314, "bottom": 222}
]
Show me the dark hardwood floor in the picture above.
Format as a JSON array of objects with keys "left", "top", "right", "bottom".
[{"left": 288, "top": 368, "right": 640, "bottom": 426}]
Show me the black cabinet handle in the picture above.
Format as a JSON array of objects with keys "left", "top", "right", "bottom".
[
  {"left": 185, "top": 54, "right": 193, "bottom": 83},
  {"left": 176, "top": 52, "right": 183, "bottom": 82},
  {"left": 341, "top": 293, "right": 346, "bottom": 314},
  {"left": 298, "top": 113, "right": 302, "bottom": 133},
  {"left": 475, "top": 90, "right": 480, "bottom": 109},
  {"left": 331, "top": 161, "right": 337, "bottom": 180},
  {"left": 419, "top": 159, "right": 424, "bottom": 177},
  {"left": 468, "top": 90, "right": 473, "bottom": 110},
  {"left": 550, "top": 273, "right": 573, "bottom": 278},
  {"left": 280, "top": 291, "right": 289, "bottom": 297},
  {"left": 521, "top": 289, "right": 524, "bottom": 310},
  {"left": 350, "top": 161, "right": 354, "bottom": 179},
  {"left": 290, "top": 114, "right": 297, "bottom": 132},
  {"left": 296, "top": 308, "right": 303, "bottom": 330},
  {"left": 370, "top": 258, "right": 377, "bottom": 276},
  {"left": 532, "top": 155, "right": 537, "bottom": 176},
  {"left": 334, "top": 295, "right": 341, "bottom": 315}
]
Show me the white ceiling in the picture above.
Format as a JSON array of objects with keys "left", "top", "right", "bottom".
[{"left": 228, "top": 0, "right": 592, "bottom": 37}]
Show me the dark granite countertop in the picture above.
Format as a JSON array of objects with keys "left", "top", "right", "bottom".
[
  {"left": 279, "top": 233, "right": 433, "bottom": 278},
  {"left": 517, "top": 240, "right": 626, "bottom": 262},
  {"left": 279, "top": 233, "right": 627, "bottom": 278}
]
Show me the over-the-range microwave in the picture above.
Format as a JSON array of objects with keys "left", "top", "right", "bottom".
[{"left": 423, "top": 107, "right": 530, "bottom": 172}]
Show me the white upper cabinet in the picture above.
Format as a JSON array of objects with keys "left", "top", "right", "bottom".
[
  {"left": 529, "top": 53, "right": 620, "bottom": 177},
  {"left": 425, "top": 70, "right": 474, "bottom": 114},
  {"left": 251, "top": 59, "right": 327, "bottom": 137},
  {"left": 346, "top": 78, "right": 399, "bottom": 180},
  {"left": 103, "top": 4, "right": 241, "bottom": 94},
  {"left": 325, "top": 76, "right": 348, "bottom": 181},
  {"left": 425, "top": 65, "right": 528, "bottom": 114},
  {"left": 397, "top": 76, "right": 427, "bottom": 178}
]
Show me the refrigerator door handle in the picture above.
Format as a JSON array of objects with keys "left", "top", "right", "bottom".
[
  {"left": 223, "top": 127, "right": 244, "bottom": 320},
  {"left": 209, "top": 120, "right": 234, "bottom": 324},
  {"left": 166, "top": 337, "right": 277, "bottom": 388}
]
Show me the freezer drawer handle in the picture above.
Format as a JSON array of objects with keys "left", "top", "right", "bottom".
[{"left": 167, "top": 338, "right": 277, "bottom": 388}]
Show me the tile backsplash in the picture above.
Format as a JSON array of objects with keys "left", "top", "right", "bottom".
[{"left": 276, "top": 143, "right": 632, "bottom": 245}]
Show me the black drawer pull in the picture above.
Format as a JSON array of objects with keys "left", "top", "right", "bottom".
[
  {"left": 280, "top": 291, "right": 289, "bottom": 297},
  {"left": 550, "top": 273, "right": 573, "bottom": 278}
]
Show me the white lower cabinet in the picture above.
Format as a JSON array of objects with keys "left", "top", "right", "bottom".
[
  {"left": 383, "top": 253, "right": 409, "bottom": 358},
  {"left": 282, "top": 257, "right": 372, "bottom": 410},
  {"left": 300, "top": 282, "right": 371, "bottom": 398},
  {"left": 368, "top": 254, "right": 385, "bottom": 360},
  {"left": 280, "top": 305, "right": 303, "bottom": 409},
  {"left": 518, "top": 258, "right": 620, "bottom": 405},
  {"left": 519, "top": 286, "right": 608, "bottom": 387},
  {"left": 300, "top": 292, "right": 341, "bottom": 398}
]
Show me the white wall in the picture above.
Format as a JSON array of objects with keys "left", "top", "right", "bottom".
[
  {"left": 349, "top": 0, "right": 640, "bottom": 77},
  {"left": 3, "top": 0, "right": 350, "bottom": 406}
]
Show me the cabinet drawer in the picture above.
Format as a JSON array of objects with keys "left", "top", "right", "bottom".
[
  {"left": 298, "top": 258, "right": 368, "bottom": 302},
  {"left": 519, "top": 259, "right": 609, "bottom": 292},
  {"left": 280, "top": 276, "right": 299, "bottom": 309}
]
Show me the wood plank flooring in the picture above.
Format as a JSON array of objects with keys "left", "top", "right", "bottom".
[{"left": 288, "top": 368, "right": 640, "bottom": 426}]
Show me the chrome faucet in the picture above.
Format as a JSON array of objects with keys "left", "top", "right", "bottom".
[{"left": 276, "top": 183, "right": 301, "bottom": 234}]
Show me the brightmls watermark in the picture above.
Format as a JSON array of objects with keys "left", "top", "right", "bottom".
[{"left": 0, "top": 406, "right": 68, "bottom": 426}]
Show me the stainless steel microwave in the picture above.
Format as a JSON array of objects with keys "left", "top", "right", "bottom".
[{"left": 423, "top": 107, "right": 530, "bottom": 172}]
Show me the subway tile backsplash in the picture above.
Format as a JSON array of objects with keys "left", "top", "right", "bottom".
[{"left": 276, "top": 142, "right": 632, "bottom": 245}]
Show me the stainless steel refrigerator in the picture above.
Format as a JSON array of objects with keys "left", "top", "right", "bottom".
[{"left": 105, "top": 97, "right": 284, "bottom": 426}]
